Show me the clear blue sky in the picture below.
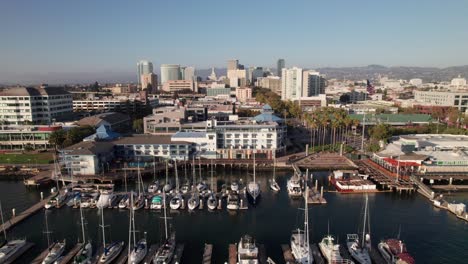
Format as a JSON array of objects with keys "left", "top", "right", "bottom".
[{"left": 1, "top": 0, "right": 468, "bottom": 82}]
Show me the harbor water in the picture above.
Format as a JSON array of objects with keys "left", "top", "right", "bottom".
[{"left": 1, "top": 169, "right": 467, "bottom": 264}]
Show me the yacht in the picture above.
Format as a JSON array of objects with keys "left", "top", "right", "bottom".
[
  {"left": 290, "top": 187, "right": 313, "bottom": 264},
  {"left": 0, "top": 239, "right": 28, "bottom": 264},
  {"left": 147, "top": 180, "right": 160, "bottom": 194},
  {"left": 150, "top": 195, "right": 163, "bottom": 210},
  {"left": 231, "top": 181, "right": 239, "bottom": 192},
  {"left": 163, "top": 161, "right": 173, "bottom": 193},
  {"left": 319, "top": 235, "right": 354, "bottom": 264},
  {"left": 187, "top": 192, "right": 200, "bottom": 211},
  {"left": 98, "top": 208, "right": 124, "bottom": 264},
  {"left": 287, "top": 175, "right": 302, "bottom": 198},
  {"left": 227, "top": 193, "right": 239, "bottom": 210},
  {"left": 347, "top": 195, "right": 372, "bottom": 264},
  {"left": 42, "top": 240, "right": 66, "bottom": 264},
  {"left": 378, "top": 239, "right": 415, "bottom": 264},
  {"left": 269, "top": 159, "right": 280, "bottom": 192},
  {"left": 74, "top": 206, "right": 92, "bottom": 264},
  {"left": 237, "top": 235, "right": 259, "bottom": 264},
  {"left": 96, "top": 190, "right": 113, "bottom": 209},
  {"left": 247, "top": 153, "right": 260, "bottom": 204},
  {"left": 153, "top": 192, "right": 176, "bottom": 264}
]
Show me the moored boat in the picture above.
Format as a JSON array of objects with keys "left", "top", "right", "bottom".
[
  {"left": 378, "top": 239, "right": 415, "bottom": 264},
  {"left": 237, "top": 234, "right": 259, "bottom": 264}
]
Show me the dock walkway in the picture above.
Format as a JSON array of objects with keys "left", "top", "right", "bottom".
[
  {"left": 142, "top": 244, "right": 158, "bottom": 264},
  {"left": 60, "top": 243, "right": 82, "bottom": 264},
  {"left": 310, "top": 244, "right": 325, "bottom": 264}
]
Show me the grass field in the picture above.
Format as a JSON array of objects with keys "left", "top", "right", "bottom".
[{"left": 0, "top": 153, "right": 54, "bottom": 164}]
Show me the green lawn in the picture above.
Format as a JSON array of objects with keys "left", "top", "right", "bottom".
[{"left": 0, "top": 153, "right": 54, "bottom": 164}]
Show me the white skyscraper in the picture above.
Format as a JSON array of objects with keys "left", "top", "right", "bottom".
[
  {"left": 184, "top": 66, "right": 195, "bottom": 81},
  {"left": 160, "top": 64, "right": 181, "bottom": 84},
  {"left": 281, "top": 67, "right": 303, "bottom": 100},
  {"left": 137, "top": 60, "right": 154, "bottom": 85}
]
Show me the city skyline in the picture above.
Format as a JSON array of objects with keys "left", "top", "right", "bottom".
[{"left": 1, "top": 0, "right": 468, "bottom": 83}]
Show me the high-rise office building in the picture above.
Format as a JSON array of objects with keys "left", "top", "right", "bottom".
[
  {"left": 140, "top": 73, "right": 158, "bottom": 93},
  {"left": 184, "top": 66, "right": 195, "bottom": 81},
  {"left": 302, "top": 70, "right": 325, "bottom": 96},
  {"left": 137, "top": 60, "right": 154, "bottom": 85},
  {"left": 227, "top": 59, "right": 239, "bottom": 71},
  {"left": 160, "top": 64, "right": 181, "bottom": 84},
  {"left": 277, "top": 59, "right": 285, "bottom": 77},
  {"left": 281, "top": 67, "right": 303, "bottom": 100}
]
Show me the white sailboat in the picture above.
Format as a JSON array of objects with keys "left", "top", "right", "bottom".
[
  {"left": 41, "top": 211, "right": 66, "bottom": 264},
  {"left": 0, "top": 201, "right": 28, "bottom": 264},
  {"left": 187, "top": 160, "right": 200, "bottom": 211},
  {"left": 181, "top": 161, "right": 190, "bottom": 194},
  {"left": 269, "top": 158, "right": 280, "bottom": 192},
  {"left": 346, "top": 194, "right": 372, "bottom": 264},
  {"left": 169, "top": 160, "right": 182, "bottom": 210},
  {"left": 153, "top": 191, "right": 176, "bottom": 264},
  {"left": 196, "top": 158, "right": 207, "bottom": 192},
  {"left": 128, "top": 194, "right": 147, "bottom": 264},
  {"left": 163, "top": 161, "right": 173, "bottom": 193},
  {"left": 132, "top": 163, "right": 145, "bottom": 211},
  {"left": 247, "top": 152, "right": 260, "bottom": 204},
  {"left": 73, "top": 206, "right": 93, "bottom": 264},
  {"left": 98, "top": 208, "right": 124, "bottom": 264},
  {"left": 291, "top": 187, "right": 313, "bottom": 264},
  {"left": 207, "top": 160, "right": 218, "bottom": 210}
]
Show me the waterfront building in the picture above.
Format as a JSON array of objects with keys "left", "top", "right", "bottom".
[
  {"left": 160, "top": 64, "right": 181, "bottom": 84},
  {"left": 281, "top": 67, "right": 303, "bottom": 100},
  {"left": 162, "top": 80, "right": 196, "bottom": 92},
  {"left": 137, "top": 60, "right": 154, "bottom": 85},
  {"left": 277, "top": 59, "right": 285, "bottom": 77},
  {"left": 373, "top": 134, "right": 468, "bottom": 175},
  {"left": 0, "top": 125, "right": 61, "bottom": 150},
  {"left": 0, "top": 86, "right": 73, "bottom": 125},
  {"left": 414, "top": 90, "right": 468, "bottom": 113},
  {"left": 140, "top": 73, "right": 158, "bottom": 93},
  {"left": 61, "top": 141, "right": 115, "bottom": 176},
  {"left": 76, "top": 112, "right": 131, "bottom": 132},
  {"left": 235, "top": 87, "right": 252, "bottom": 102}
]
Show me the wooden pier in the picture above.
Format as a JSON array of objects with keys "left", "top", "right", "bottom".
[
  {"left": 281, "top": 244, "right": 295, "bottom": 264},
  {"left": 202, "top": 243, "right": 213, "bottom": 264},
  {"left": 0, "top": 193, "right": 54, "bottom": 232},
  {"left": 60, "top": 242, "right": 83, "bottom": 264},
  {"left": 31, "top": 246, "right": 50, "bottom": 264},
  {"left": 356, "top": 160, "right": 415, "bottom": 192},
  {"left": 3, "top": 242, "right": 33, "bottom": 264},
  {"left": 228, "top": 244, "right": 237, "bottom": 264}
]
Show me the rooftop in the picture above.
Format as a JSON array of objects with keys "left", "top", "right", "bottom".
[
  {"left": 113, "top": 134, "right": 190, "bottom": 145},
  {"left": 0, "top": 86, "right": 70, "bottom": 97},
  {"left": 76, "top": 112, "right": 130, "bottom": 127},
  {"left": 63, "top": 141, "right": 114, "bottom": 155}
]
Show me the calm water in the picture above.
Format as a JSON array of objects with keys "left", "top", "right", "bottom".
[{"left": 1, "top": 169, "right": 468, "bottom": 264}]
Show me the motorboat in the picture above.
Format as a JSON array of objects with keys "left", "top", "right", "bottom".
[
  {"left": 227, "top": 193, "right": 239, "bottom": 210},
  {"left": 287, "top": 175, "right": 303, "bottom": 198},
  {"left": 319, "top": 235, "right": 354, "bottom": 264},
  {"left": 150, "top": 195, "right": 163, "bottom": 210},
  {"left": 378, "top": 239, "right": 415, "bottom": 264},
  {"left": 237, "top": 235, "right": 259, "bottom": 264}
]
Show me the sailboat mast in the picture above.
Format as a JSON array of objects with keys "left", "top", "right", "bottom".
[
  {"left": 175, "top": 159, "right": 179, "bottom": 191},
  {"left": 137, "top": 162, "right": 141, "bottom": 196},
  {"left": 210, "top": 159, "right": 214, "bottom": 191},
  {"left": 253, "top": 152, "right": 256, "bottom": 183},
  {"left": 165, "top": 160, "right": 169, "bottom": 185},
  {"left": 362, "top": 194, "right": 368, "bottom": 249},
  {"left": 124, "top": 164, "right": 128, "bottom": 193},
  {"left": 80, "top": 206, "right": 86, "bottom": 244},
  {"left": 45, "top": 211, "right": 51, "bottom": 247},
  {"left": 305, "top": 186, "right": 310, "bottom": 263},
  {"left": 163, "top": 191, "right": 168, "bottom": 240},
  {"left": 128, "top": 192, "right": 133, "bottom": 254},
  {"left": 132, "top": 192, "right": 136, "bottom": 247},
  {"left": 198, "top": 158, "right": 202, "bottom": 182},
  {"left": 0, "top": 201, "right": 7, "bottom": 241},
  {"left": 101, "top": 208, "right": 106, "bottom": 247}
]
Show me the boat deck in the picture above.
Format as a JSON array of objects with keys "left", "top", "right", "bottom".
[
  {"left": 203, "top": 243, "right": 213, "bottom": 264},
  {"left": 60, "top": 242, "right": 83, "bottom": 264},
  {"left": 280, "top": 244, "right": 295, "bottom": 264},
  {"left": 3, "top": 242, "right": 33, "bottom": 264}
]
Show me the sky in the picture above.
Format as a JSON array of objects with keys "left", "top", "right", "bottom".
[{"left": 1, "top": 0, "right": 468, "bottom": 83}]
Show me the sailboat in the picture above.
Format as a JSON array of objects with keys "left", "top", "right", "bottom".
[
  {"left": 269, "top": 158, "right": 280, "bottom": 192},
  {"left": 170, "top": 160, "right": 182, "bottom": 210},
  {"left": 346, "top": 195, "right": 372, "bottom": 264},
  {"left": 291, "top": 187, "right": 313, "bottom": 264},
  {"left": 196, "top": 158, "right": 207, "bottom": 193},
  {"left": 230, "top": 181, "right": 239, "bottom": 192},
  {"left": 73, "top": 206, "right": 93, "bottom": 264},
  {"left": 207, "top": 160, "right": 218, "bottom": 210},
  {"left": 163, "top": 161, "right": 173, "bottom": 193},
  {"left": 132, "top": 163, "right": 145, "bottom": 211},
  {"left": 181, "top": 161, "right": 190, "bottom": 194},
  {"left": 148, "top": 158, "right": 160, "bottom": 194},
  {"left": 128, "top": 194, "right": 147, "bottom": 264},
  {"left": 247, "top": 152, "right": 260, "bottom": 204},
  {"left": 45, "top": 158, "right": 66, "bottom": 209},
  {"left": 153, "top": 191, "right": 176, "bottom": 264},
  {"left": 0, "top": 201, "right": 28, "bottom": 264},
  {"left": 319, "top": 223, "right": 354, "bottom": 264},
  {"left": 41, "top": 211, "right": 66, "bottom": 264},
  {"left": 188, "top": 158, "right": 200, "bottom": 211},
  {"left": 98, "top": 208, "right": 124, "bottom": 264}
]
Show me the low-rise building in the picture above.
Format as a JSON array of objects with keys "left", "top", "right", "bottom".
[
  {"left": 60, "top": 141, "right": 115, "bottom": 176},
  {"left": 0, "top": 125, "right": 61, "bottom": 150},
  {"left": 414, "top": 90, "right": 468, "bottom": 113},
  {"left": 235, "top": 87, "right": 252, "bottom": 102},
  {"left": 76, "top": 112, "right": 130, "bottom": 132},
  {"left": 162, "top": 80, "right": 196, "bottom": 92}
]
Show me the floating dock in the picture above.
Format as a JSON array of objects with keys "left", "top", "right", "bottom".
[
  {"left": 3, "top": 242, "right": 33, "bottom": 264},
  {"left": 281, "top": 244, "right": 295, "bottom": 264},
  {"left": 60, "top": 242, "right": 83, "bottom": 264},
  {"left": 142, "top": 244, "right": 159, "bottom": 264},
  {"left": 228, "top": 244, "right": 237, "bottom": 264},
  {"left": 202, "top": 243, "right": 213, "bottom": 264}
]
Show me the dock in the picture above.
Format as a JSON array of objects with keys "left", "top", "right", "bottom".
[
  {"left": 281, "top": 244, "right": 295, "bottom": 264},
  {"left": 202, "top": 243, "right": 213, "bottom": 264},
  {"left": 310, "top": 244, "right": 325, "bottom": 264},
  {"left": 0, "top": 194, "right": 54, "bottom": 232},
  {"left": 3, "top": 242, "right": 33, "bottom": 264},
  {"left": 114, "top": 246, "right": 128, "bottom": 264},
  {"left": 307, "top": 178, "right": 327, "bottom": 205},
  {"left": 142, "top": 244, "right": 159, "bottom": 264},
  {"left": 356, "top": 160, "right": 415, "bottom": 193},
  {"left": 228, "top": 244, "right": 237, "bottom": 264},
  {"left": 171, "top": 244, "right": 184, "bottom": 264},
  {"left": 60, "top": 242, "right": 83, "bottom": 264}
]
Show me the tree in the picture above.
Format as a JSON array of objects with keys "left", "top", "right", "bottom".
[
  {"left": 49, "top": 129, "right": 66, "bottom": 150},
  {"left": 447, "top": 108, "right": 460, "bottom": 126},
  {"left": 133, "top": 119, "right": 144, "bottom": 133},
  {"left": 369, "top": 123, "right": 391, "bottom": 141}
]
